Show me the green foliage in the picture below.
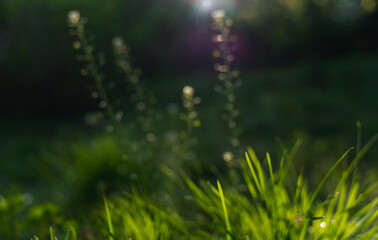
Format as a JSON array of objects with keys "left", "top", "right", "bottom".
[
  {"left": 60, "top": 137, "right": 374, "bottom": 240},
  {"left": 181, "top": 145, "right": 377, "bottom": 239},
  {"left": 33, "top": 227, "right": 76, "bottom": 240},
  {"left": 99, "top": 194, "right": 188, "bottom": 239},
  {"left": 2, "top": 4, "right": 378, "bottom": 240},
  {"left": 31, "top": 10, "right": 378, "bottom": 240},
  {"left": 0, "top": 194, "right": 75, "bottom": 239}
]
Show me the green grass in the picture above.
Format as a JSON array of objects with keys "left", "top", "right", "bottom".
[{"left": 32, "top": 135, "right": 377, "bottom": 239}]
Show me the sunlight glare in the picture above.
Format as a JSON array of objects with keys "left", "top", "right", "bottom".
[{"left": 200, "top": 0, "right": 212, "bottom": 10}]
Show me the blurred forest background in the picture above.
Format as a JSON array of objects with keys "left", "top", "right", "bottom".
[{"left": 0, "top": 0, "right": 378, "bottom": 227}]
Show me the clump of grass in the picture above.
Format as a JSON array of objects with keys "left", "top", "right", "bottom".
[
  {"left": 53, "top": 134, "right": 374, "bottom": 240},
  {"left": 99, "top": 193, "right": 187, "bottom": 239},
  {"left": 184, "top": 137, "right": 377, "bottom": 239}
]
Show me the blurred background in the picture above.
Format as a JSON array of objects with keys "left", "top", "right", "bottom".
[{"left": 1, "top": 0, "right": 378, "bottom": 233}]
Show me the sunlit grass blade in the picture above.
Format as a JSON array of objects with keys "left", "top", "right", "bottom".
[
  {"left": 103, "top": 193, "right": 115, "bottom": 240},
  {"left": 335, "top": 182, "right": 348, "bottom": 222},
  {"left": 288, "top": 138, "right": 302, "bottom": 163},
  {"left": 63, "top": 230, "right": 70, "bottom": 240},
  {"left": 278, "top": 150, "right": 287, "bottom": 188},
  {"left": 245, "top": 151, "right": 261, "bottom": 193},
  {"left": 185, "top": 177, "right": 215, "bottom": 210},
  {"left": 217, "top": 180, "right": 231, "bottom": 240},
  {"left": 309, "top": 147, "right": 353, "bottom": 209},
  {"left": 294, "top": 170, "right": 303, "bottom": 208},
  {"left": 266, "top": 152, "right": 274, "bottom": 187},
  {"left": 334, "top": 134, "right": 378, "bottom": 215},
  {"left": 240, "top": 161, "right": 258, "bottom": 199},
  {"left": 247, "top": 148, "right": 267, "bottom": 192},
  {"left": 49, "top": 227, "right": 58, "bottom": 240},
  {"left": 356, "top": 198, "right": 378, "bottom": 225},
  {"left": 299, "top": 147, "right": 353, "bottom": 240},
  {"left": 344, "top": 134, "right": 378, "bottom": 180},
  {"left": 343, "top": 199, "right": 377, "bottom": 238},
  {"left": 358, "top": 225, "right": 378, "bottom": 240},
  {"left": 69, "top": 227, "right": 77, "bottom": 240},
  {"left": 50, "top": 227, "right": 54, "bottom": 240},
  {"left": 346, "top": 181, "right": 360, "bottom": 209},
  {"left": 347, "top": 182, "right": 378, "bottom": 210}
]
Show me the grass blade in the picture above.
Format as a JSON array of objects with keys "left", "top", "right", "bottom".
[
  {"left": 300, "top": 147, "right": 353, "bottom": 240},
  {"left": 309, "top": 147, "right": 353, "bottom": 209},
  {"left": 266, "top": 152, "right": 274, "bottom": 187},
  {"left": 247, "top": 148, "right": 267, "bottom": 192},
  {"left": 245, "top": 151, "right": 261, "bottom": 192},
  {"left": 70, "top": 227, "right": 77, "bottom": 240},
  {"left": 64, "top": 230, "right": 70, "bottom": 240},
  {"left": 217, "top": 180, "right": 231, "bottom": 240},
  {"left": 294, "top": 170, "right": 303, "bottom": 207},
  {"left": 344, "top": 134, "right": 378, "bottom": 180},
  {"left": 103, "top": 193, "right": 115, "bottom": 240},
  {"left": 49, "top": 227, "right": 54, "bottom": 240}
]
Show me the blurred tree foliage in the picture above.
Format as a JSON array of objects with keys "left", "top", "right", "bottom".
[{"left": 0, "top": 0, "right": 377, "bottom": 117}]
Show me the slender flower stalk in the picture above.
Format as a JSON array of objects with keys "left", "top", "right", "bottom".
[
  {"left": 112, "top": 36, "right": 158, "bottom": 143},
  {"left": 211, "top": 9, "right": 242, "bottom": 164},
  {"left": 68, "top": 11, "right": 124, "bottom": 133},
  {"left": 182, "top": 86, "right": 201, "bottom": 135}
]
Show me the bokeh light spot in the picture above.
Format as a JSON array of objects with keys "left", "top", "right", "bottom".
[
  {"left": 320, "top": 221, "right": 326, "bottom": 228},
  {"left": 73, "top": 41, "right": 81, "bottom": 50},
  {"left": 361, "top": 0, "right": 376, "bottom": 12},
  {"left": 223, "top": 151, "right": 234, "bottom": 162},
  {"left": 146, "top": 133, "right": 156, "bottom": 142}
]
